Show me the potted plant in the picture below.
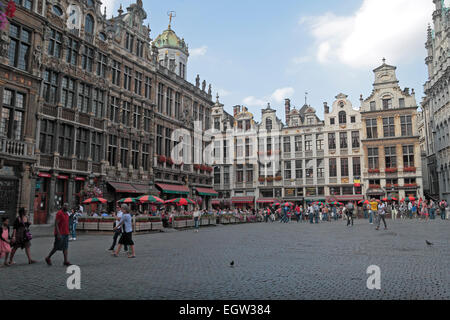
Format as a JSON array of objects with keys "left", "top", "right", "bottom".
[
  {"left": 158, "top": 155, "right": 166, "bottom": 164},
  {"left": 275, "top": 176, "right": 282, "bottom": 181},
  {"left": 194, "top": 164, "right": 200, "bottom": 170},
  {"left": 404, "top": 167, "right": 416, "bottom": 173},
  {"left": 166, "top": 157, "right": 174, "bottom": 166},
  {"left": 258, "top": 177, "right": 265, "bottom": 182},
  {"left": 385, "top": 168, "right": 398, "bottom": 173}
]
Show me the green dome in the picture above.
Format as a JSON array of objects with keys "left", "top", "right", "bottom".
[{"left": 154, "top": 27, "right": 189, "bottom": 55}]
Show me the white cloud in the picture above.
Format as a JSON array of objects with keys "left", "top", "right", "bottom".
[
  {"left": 300, "top": 0, "right": 434, "bottom": 68},
  {"left": 101, "top": 0, "right": 117, "bottom": 18},
  {"left": 217, "top": 88, "right": 232, "bottom": 97},
  {"left": 242, "top": 96, "right": 266, "bottom": 107},
  {"left": 242, "top": 87, "right": 295, "bottom": 107},
  {"left": 270, "top": 87, "right": 295, "bottom": 103},
  {"left": 190, "top": 46, "right": 208, "bottom": 57}
]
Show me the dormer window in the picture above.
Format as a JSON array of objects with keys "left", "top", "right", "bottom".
[
  {"left": 370, "top": 101, "right": 376, "bottom": 111},
  {"left": 382, "top": 99, "right": 392, "bottom": 110},
  {"left": 338, "top": 111, "right": 347, "bottom": 124},
  {"left": 266, "top": 118, "right": 273, "bottom": 131},
  {"left": 307, "top": 117, "right": 313, "bottom": 125},
  {"left": 85, "top": 14, "right": 94, "bottom": 34}
]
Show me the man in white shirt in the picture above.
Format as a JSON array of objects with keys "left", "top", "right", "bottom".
[{"left": 108, "top": 206, "right": 127, "bottom": 252}]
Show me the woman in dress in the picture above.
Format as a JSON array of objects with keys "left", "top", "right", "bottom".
[{"left": 9, "top": 208, "right": 36, "bottom": 265}]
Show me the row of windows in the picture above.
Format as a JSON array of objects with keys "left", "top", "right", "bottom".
[
  {"left": 366, "top": 116, "right": 413, "bottom": 139},
  {"left": 107, "top": 135, "right": 150, "bottom": 171},
  {"left": 369, "top": 98, "right": 406, "bottom": 111},
  {"left": 367, "top": 145, "right": 415, "bottom": 169}
]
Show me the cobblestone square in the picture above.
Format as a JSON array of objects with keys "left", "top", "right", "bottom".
[{"left": 0, "top": 220, "right": 449, "bottom": 300}]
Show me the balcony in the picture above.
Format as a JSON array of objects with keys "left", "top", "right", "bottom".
[
  {"left": 59, "top": 157, "right": 72, "bottom": 170},
  {"left": 76, "top": 160, "right": 88, "bottom": 172},
  {"left": 0, "top": 138, "right": 34, "bottom": 160}
]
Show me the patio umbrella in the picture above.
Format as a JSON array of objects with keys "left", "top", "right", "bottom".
[
  {"left": 408, "top": 196, "right": 417, "bottom": 202},
  {"left": 283, "top": 202, "right": 294, "bottom": 207},
  {"left": 329, "top": 201, "right": 344, "bottom": 206},
  {"left": 117, "top": 197, "right": 136, "bottom": 204},
  {"left": 358, "top": 200, "right": 370, "bottom": 205},
  {"left": 272, "top": 203, "right": 281, "bottom": 207},
  {"left": 382, "top": 196, "right": 398, "bottom": 202},
  {"left": 165, "top": 198, "right": 196, "bottom": 206},
  {"left": 137, "top": 195, "right": 164, "bottom": 204},
  {"left": 83, "top": 197, "right": 107, "bottom": 204}
]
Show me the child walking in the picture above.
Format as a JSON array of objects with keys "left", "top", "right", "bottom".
[{"left": 0, "top": 217, "right": 12, "bottom": 267}]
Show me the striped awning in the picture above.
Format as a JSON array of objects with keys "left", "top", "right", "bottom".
[
  {"left": 108, "top": 182, "right": 138, "bottom": 193},
  {"left": 256, "top": 198, "right": 280, "bottom": 204},
  {"left": 232, "top": 197, "right": 255, "bottom": 204},
  {"left": 156, "top": 183, "right": 190, "bottom": 195},
  {"left": 195, "top": 187, "right": 218, "bottom": 197}
]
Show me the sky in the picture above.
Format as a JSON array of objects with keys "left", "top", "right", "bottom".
[{"left": 101, "top": 0, "right": 437, "bottom": 122}]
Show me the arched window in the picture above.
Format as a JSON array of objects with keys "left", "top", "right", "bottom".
[
  {"left": 266, "top": 118, "right": 273, "bottom": 131},
  {"left": 85, "top": 14, "right": 94, "bottom": 34},
  {"left": 338, "top": 111, "right": 347, "bottom": 124},
  {"left": 53, "top": 5, "right": 63, "bottom": 16}
]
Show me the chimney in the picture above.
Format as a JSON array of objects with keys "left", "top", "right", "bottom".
[
  {"left": 233, "top": 105, "right": 241, "bottom": 117},
  {"left": 324, "top": 102, "right": 329, "bottom": 114},
  {"left": 285, "top": 99, "right": 291, "bottom": 124}
]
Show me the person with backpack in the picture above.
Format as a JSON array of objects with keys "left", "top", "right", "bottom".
[
  {"left": 346, "top": 201, "right": 354, "bottom": 226},
  {"left": 439, "top": 200, "right": 447, "bottom": 220}
]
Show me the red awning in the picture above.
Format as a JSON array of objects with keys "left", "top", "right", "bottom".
[
  {"left": 156, "top": 183, "right": 190, "bottom": 195},
  {"left": 211, "top": 200, "right": 221, "bottom": 205},
  {"left": 75, "top": 177, "right": 86, "bottom": 181},
  {"left": 57, "top": 175, "right": 69, "bottom": 180},
  {"left": 256, "top": 198, "right": 280, "bottom": 204},
  {"left": 38, "top": 173, "right": 51, "bottom": 178},
  {"left": 132, "top": 184, "right": 150, "bottom": 194},
  {"left": 232, "top": 197, "right": 255, "bottom": 204},
  {"left": 334, "top": 195, "right": 364, "bottom": 201},
  {"left": 108, "top": 182, "right": 138, "bottom": 193},
  {"left": 195, "top": 187, "right": 218, "bottom": 197}
]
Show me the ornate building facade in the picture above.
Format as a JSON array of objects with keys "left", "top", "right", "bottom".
[
  {"left": 0, "top": 0, "right": 43, "bottom": 223},
  {"left": 360, "top": 60, "right": 423, "bottom": 200},
  {"left": 0, "top": 0, "right": 216, "bottom": 224},
  {"left": 422, "top": 0, "right": 450, "bottom": 202}
]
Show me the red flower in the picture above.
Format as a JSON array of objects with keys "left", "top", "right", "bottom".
[{"left": 158, "top": 155, "right": 166, "bottom": 163}]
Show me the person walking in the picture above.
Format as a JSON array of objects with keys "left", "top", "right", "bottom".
[
  {"left": 295, "top": 205, "right": 301, "bottom": 223},
  {"left": 69, "top": 208, "right": 82, "bottom": 241},
  {"left": 391, "top": 203, "right": 397, "bottom": 220},
  {"left": 109, "top": 206, "right": 128, "bottom": 252},
  {"left": 429, "top": 200, "right": 435, "bottom": 220},
  {"left": 313, "top": 203, "right": 320, "bottom": 224},
  {"left": 45, "top": 203, "right": 71, "bottom": 266},
  {"left": 376, "top": 202, "right": 388, "bottom": 230},
  {"left": 363, "top": 203, "right": 369, "bottom": 220},
  {"left": 346, "top": 201, "right": 354, "bottom": 227},
  {"left": 332, "top": 205, "right": 337, "bottom": 221},
  {"left": 0, "top": 217, "right": 11, "bottom": 267},
  {"left": 439, "top": 200, "right": 447, "bottom": 220},
  {"left": 322, "top": 205, "right": 329, "bottom": 222},
  {"left": 112, "top": 204, "right": 135, "bottom": 258},
  {"left": 9, "top": 207, "right": 36, "bottom": 265},
  {"left": 308, "top": 204, "right": 314, "bottom": 224},
  {"left": 369, "top": 199, "right": 378, "bottom": 225},
  {"left": 193, "top": 206, "right": 201, "bottom": 232}
]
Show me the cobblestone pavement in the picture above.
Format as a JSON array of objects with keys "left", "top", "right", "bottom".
[{"left": 0, "top": 219, "right": 449, "bottom": 300}]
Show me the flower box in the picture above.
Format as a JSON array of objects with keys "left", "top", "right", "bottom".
[
  {"left": 385, "top": 168, "right": 398, "bottom": 173},
  {"left": 267, "top": 177, "right": 274, "bottom": 182},
  {"left": 369, "top": 184, "right": 381, "bottom": 189},
  {"left": 258, "top": 177, "right": 265, "bottom": 182},
  {"left": 404, "top": 167, "right": 416, "bottom": 173},
  {"left": 220, "top": 216, "right": 230, "bottom": 224},
  {"left": 158, "top": 155, "right": 166, "bottom": 164},
  {"left": 368, "top": 169, "right": 380, "bottom": 174},
  {"left": 173, "top": 220, "right": 187, "bottom": 228},
  {"left": 166, "top": 157, "right": 174, "bottom": 165},
  {"left": 275, "top": 176, "right": 282, "bottom": 181},
  {"left": 186, "top": 219, "right": 195, "bottom": 227},
  {"left": 194, "top": 164, "right": 200, "bottom": 170},
  {"left": 201, "top": 218, "right": 209, "bottom": 226},
  {"left": 404, "top": 183, "right": 418, "bottom": 188}
]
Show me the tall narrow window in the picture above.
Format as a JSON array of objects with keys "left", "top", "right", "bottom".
[
  {"left": 9, "top": 24, "right": 31, "bottom": 71},
  {"left": 81, "top": 46, "right": 94, "bottom": 72},
  {"left": 109, "top": 96, "right": 120, "bottom": 123},
  {"left": 43, "top": 70, "right": 58, "bottom": 104},
  {"left": 39, "top": 119, "right": 55, "bottom": 154},
  {"left": 352, "top": 157, "right": 361, "bottom": 176},
  {"left": 91, "top": 132, "right": 102, "bottom": 162},
  {"left": 368, "top": 147, "right": 379, "bottom": 170},
  {"left": 108, "top": 135, "right": 118, "bottom": 166},
  {"left": 284, "top": 161, "right": 292, "bottom": 179},
  {"left": 134, "top": 71, "right": 142, "bottom": 95},
  {"left": 131, "top": 140, "right": 139, "bottom": 169},
  {"left": 339, "top": 132, "right": 348, "bottom": 149},
  {"left": 157, "top": 83, "right": 164, "bottom": 113},
  {"left": 385, "top": 146, "right": 397, "bottom": 169},
  {"left": 142, "top": 143, "right": 149, "bottom": 171},
  {"left": 85, "top": 14, "right": 94, "bottom": 34},
  {"left": 338, "top": 111, "right": 347, "bottom": 124},
  {"left": 112, "top": 60, "right": 121, "bottom": 86},
  {"left": 283, "top": 136, "right": 291, "bottom": 153},
  {"left": 328, "top": 133, "right": 336, "bottom": 150},
  {"left": 77, "top": 83, "right": 91, "bottom": 114},
  {"left": 145, "top": 77, "right": 152, "bottom": 99},
  {"left": 366, "top": 119, "right": 378, "bottom": 139},
  {"left": 58, "top": 124, "right": 74, "bottom": 157},
  {"left": 124, "top": 66, "right": 132, "bottom": 91},
  {"left": 341, "top": 158, "right": 349, "bottom": 177},
  {"left": 133, "top": 105, "right": 141, "bottom": 129},
  {"left": 382, "top": 99, "right": 392, "bottom": 110},
  {"left": 122, "top": 101, "right": 131, "bottom": 126},
  {"left": 1, "top": 89, "right": 25, "bottom": 140},
  {"left": 120, "top": 138, "right": 129, "bottom": 167},
  {"left": 400, "top": 115, "right": 413, "bottom": 136},
  {"left": 383, "top": 117, "right": 395, "bottom": 137},
  {"left": 47, "top": 28, "right": 62, "bottom": 58},
  {"left": 65, "top": 38, "right": 79, "bottom": 66},
  {"left": 96, "top": 52, "right": 107, "bottom": 78},
  {"left": 329, "top": 158, "right": 337, "bottom": 177},
  {"left": 295, "top": 136, "right": 302, "bottom": 152},
  {"left": 92, "top": 88, "right": 104, "bottom": 118},
  {"left": 402, "top": 145, "right": 415, "bottom": 168},
  {"left": 76, "top": 128, "right": 89, "bottom": 160},
  {"left": 351, "top": 131, "right": 360, "bottom": 148},
  {"left": 61, "top": 76, "right": 75, "bottom": 109},
  {"left": 295, "top": 160, "right": 303, "bottom": 179}
]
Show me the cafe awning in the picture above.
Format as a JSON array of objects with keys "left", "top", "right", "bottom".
[
  {"left": 195, "top": 187, "right": 218, "bottom": 197},
  {"left": 133, "top": 184, "right": 150, "bottom": 194},
  {"left": 232, "top": 197, "right": 255, "bottom": 204},
  {"left": 256, "top": 198, "right": 280, "bottom": 204},
  {"left": 155, "top": 183, "right": 190, "bottom": 195},
  {"left": 108, "top": 182, "right": 138, "bottom": 193}
]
